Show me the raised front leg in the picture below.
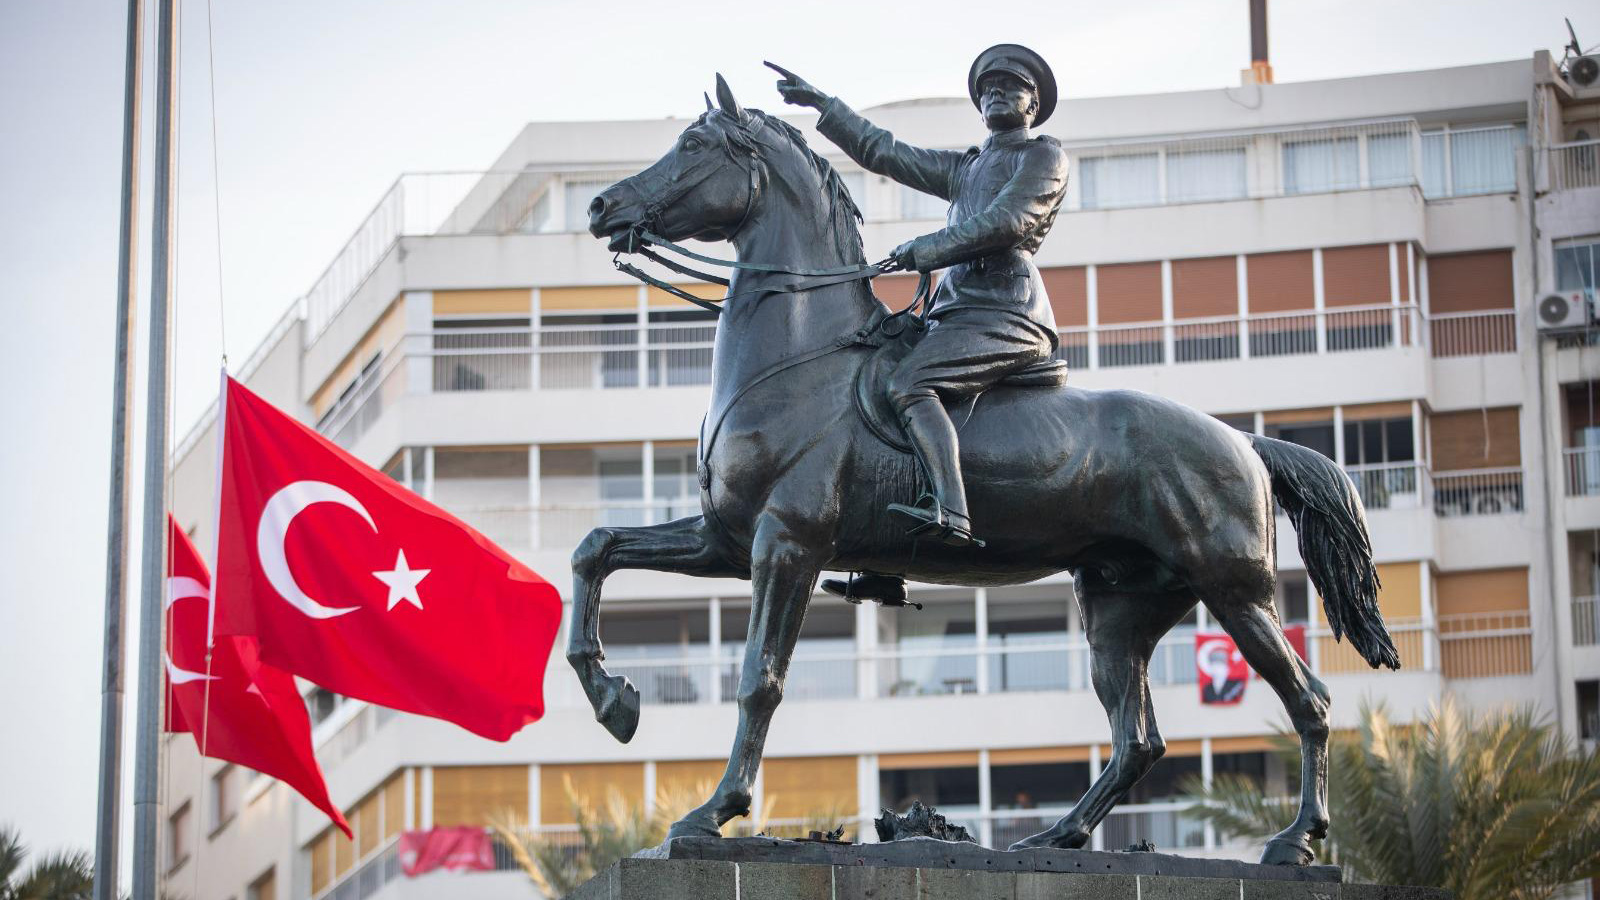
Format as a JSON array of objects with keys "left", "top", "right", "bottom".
[
  {"left": 567, "top": 516, "right": 741, "bottom": 743},
  {"left": 668, "top": 519, "right": 824, "bottom": 839}
]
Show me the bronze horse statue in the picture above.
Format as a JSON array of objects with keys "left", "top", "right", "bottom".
[{"left": 571, "top": 78, "right": 1399, "bottom": 865}]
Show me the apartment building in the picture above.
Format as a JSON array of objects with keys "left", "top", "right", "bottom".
[{"left": 160, "top": 52, "right": 1600, "bottom": 900}]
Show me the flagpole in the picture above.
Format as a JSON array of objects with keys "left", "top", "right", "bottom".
[
  {"left": 130, "top": 0, "right": 179, "bottom": 894},
  {"left": 92, "top": 0, "right": 144, "bottom": 895}
]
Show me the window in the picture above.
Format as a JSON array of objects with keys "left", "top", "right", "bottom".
[
  {"left": 306, "top": 687, "right": 343, "bottom": 726},
  {"left": 315, "top": 353, "right": 383, "bottom": 432},
  {"left": 1580, "top": 680, "right": 1599, "bottom": 742},
  {"left": 168, "top": 802, "right": 191, "bottom": 871},
  {"left": 1283, "top": 137, "right": 1359, "bottom": 194},
  {"left": 1421, "top": 126, "right": 1525, "bottom": 197},
  {"left": 1265, "top": 420, "right": 1335, "bottom": 460},
  {"left": 563, "top": 179, "right": 614, "bottom": 232},
  {"left": 1555, "top": 238, "right": 1600, "bottom": 296},
  {"left": 837, "top": 171, "right": 869, "bottom": 220},
  {"left": 431, "top": 317, "right": 531, "bottom": 392},
  {"left": 248, "top": 867, "right": 276, "bottom": 900},
  {"left": 1078, "top": 153, "right": 1160, "bottom": 209},
  {"left": 1343, "top": 417, "right": 1415, "bottom": 466},
  {"left": 1275, "top": 573, "right": 1310, "bottom": 624},
  {"left": 990, "top": 762, "right": 1088, "bottom": 810},
  {"left": 1165, "top": 148, "right": 1247, "bottom": 203},
  {"left": 539, "top": 311, "right": 639, "bottom": 389},
  {"left": 878, "top": 595, "right": 977, "bottom": 696},
  {"left": 646, "top": 309, "right": 717, "bottom": 387},
  {"left": 1367, "top": 133, "right": 1413, "bottom": 187},
  {"left": 598, "top": 606, "right": 712, "bottom": 704},
  {"left": 900, "top": 184, "right": 948, "bottom": 220},
  {"left": 987, "top": 593, "right": 1073, "bottom": 692},
  {"left": 211, "top": 765, "right": 237, "bottom": 833},
  {"left": 651, "top": 444, "right": 700, "bottom": 520},
  {"left": 879, "top": 765, "right": 980, "bottom": 815}
]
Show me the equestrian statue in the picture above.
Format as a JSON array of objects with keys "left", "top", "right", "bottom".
[{"left": 570, "top": 44, "right": 1400, "bottom": 866}]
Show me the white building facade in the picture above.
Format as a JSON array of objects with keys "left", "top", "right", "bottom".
[{"left": 159, "top": 52, "right": 1600, "bottom": 900}]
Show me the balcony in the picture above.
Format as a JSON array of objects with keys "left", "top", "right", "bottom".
[
  {"left": 313, "top": 303, "right": 1521, "bottom": 451},
  {"left": 297, "top": 120, "right": 1525, "bottom": 345},
  {"left": 1546, "top": 138, "right": 1600, "bottom": 193}
]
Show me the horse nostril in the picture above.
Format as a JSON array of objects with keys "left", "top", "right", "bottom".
[{"left": 588, "top": 195, "right": 607, "bottom": 218}]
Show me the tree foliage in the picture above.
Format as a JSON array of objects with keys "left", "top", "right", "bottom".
[
  {"left": 1184, "top": 699, "right": 1600, "bottom": 900},
  {"left": 0, "top": 826, "right": 94, "bottom": 900}
]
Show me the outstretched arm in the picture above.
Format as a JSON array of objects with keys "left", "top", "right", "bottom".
[
  {"left": 768, "top": 61, "right": 964, "bottom": 202},
  {"left": 898, "top": 140, "right": 1069, "bottom": 272}
]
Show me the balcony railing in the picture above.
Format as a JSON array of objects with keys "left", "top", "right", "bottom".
[
  {"left": 1438, "top": 611, "right": 1534, "bottom": 678},
  {"left": 316, "top": 836, "right": 401, "bottom": 900},
  {"left": 1564, "top": 447, "right": 1600, "bottom": 497},
  {"left": 1573, "top": 596, "right": 1599, "bottom": 647},
  {"left": 1547, "top": 138, "right": 1600, "bottom": 192},
  {"left": 1430, "top": 310, "right": 1517, "bottom": 357},
  {"left": 1431, "top": 468, "right": 1524, "bottom": 517}
]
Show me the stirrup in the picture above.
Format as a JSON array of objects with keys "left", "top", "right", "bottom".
[{"left": 886, "top": 495, "right": 985, "bottom": 549}]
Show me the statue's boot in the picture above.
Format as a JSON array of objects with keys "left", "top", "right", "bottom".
[
  {"left": 886, "top": 399, "right": 982, "bottom": 548},
  {"left": 820, "top": 573, "right": 912, "bottom": 605}
]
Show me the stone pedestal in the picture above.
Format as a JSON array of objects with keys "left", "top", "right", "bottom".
[{"left": 563, "top": 837, "right": 1451, "bottom": 899}]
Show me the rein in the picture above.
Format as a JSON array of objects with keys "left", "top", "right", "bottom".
[{"left": 612, "top": 226, "right": 903, "bottom": 315}]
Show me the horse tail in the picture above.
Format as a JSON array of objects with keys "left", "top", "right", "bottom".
[{"left": 1248, "top": 434, "right": 1400, "bottom": 670}]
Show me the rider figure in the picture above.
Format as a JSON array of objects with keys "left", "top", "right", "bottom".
[{"left": 772, "top": 45, "right": 1069, "bottom": 562}]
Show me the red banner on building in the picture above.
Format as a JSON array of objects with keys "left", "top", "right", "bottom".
[
  {"left": 1196, "top": 624, "right": 1309, "bottom": 706},
  {"left": 398, "top": 827, "right": 495, "bottom": 876}
]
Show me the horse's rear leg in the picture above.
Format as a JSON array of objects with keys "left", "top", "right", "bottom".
[
  {"left": 668, "top": 518, "right": 823, "bottom": 839},
  {"left": 567, "top": 516, "right": 741, "bottom": 743},
  {"left": 1208, "top": 588, "right": 1331, "bottom": 865},
  {"left": 1010, "top": 574, "right": 1193, "bottom": 850}
]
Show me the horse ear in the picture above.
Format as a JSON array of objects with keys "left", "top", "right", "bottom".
[
  {"left": 704, "top": 92, "right": 714, "bottom": 112},
  {"left": 714, "top": 73, "right": 745, "bottom": 121}
]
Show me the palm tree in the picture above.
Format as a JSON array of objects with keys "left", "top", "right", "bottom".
[
  {"left": 1184, "top": 698, "right": 1600, "bottom": 900},
  {"left": 0, "top": 826, "right": 94, "bottom": 900}
]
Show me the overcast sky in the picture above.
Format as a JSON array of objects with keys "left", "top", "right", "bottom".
[{"left": 0, "top": 0, "right": 1592, "bottom": 881}]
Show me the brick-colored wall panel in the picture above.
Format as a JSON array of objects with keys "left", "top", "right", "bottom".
[
  {"left": 1322, "top": 244, "right": 1391, "bottom": 308},
  {"left": 1097, "top": 261, "right": 1163, "bottom": 324},
  {"left": 1171, "top": 256, "right": 1238, "bottom": 319},
  {"left": 874, "top": 274, "right": 921, "bottom": 313},
  {"left": 1430, "top": 408, "right": 1521, "bottom": 469},
  {"left": 764, "top": 756, "right": 857, "bottom": 820},
  {"left": 539, "top": 762, "right": 643, "bottom": 826},
  {"left": 1041, "top": 266, "right": 1088, "bottom": 326},
  {"left": 1435, "top": 567, "right": 1530, "bottom": 617},
  {"left": 1428, "top": 250, "right": 1513, "bottom": 313},
  {"left": 1246, "top": 250, "right": 1314, "bottom": 312},
  {"left": 434, "top": 764, "right": 530, "bottom": 828}
]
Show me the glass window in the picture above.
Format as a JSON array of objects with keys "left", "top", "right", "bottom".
[
  {"left": 431, "top": 317, "right": 531, "bottom": 392},
  {"left": 1212, "top": 752, "right": 1269, "bottom": 789},
  {"left": 1555, "top": 239, "right": 1599, "bottom": 294},
  {"left": 563, "top": 179, "right": 614, "bottom": 232},
  {"left": 1265, "top": 421, "right": 1335, "bottom": 460},
  {"left": 1123, "top": 754, "right": 1201, "bottom": 803},
  {"left": 879, "top": 765, "right": 980, "bottom": 814},
  {"left": 1283, "top": 137, "right": 1359, "bottom": 194},
  {"left": 900, "top": 184, "right": 949, "bottom": 220},
  {"left": 1367, "top": 133, "right": 1413, "bottom": 187},
  {"left": 600, "top": 606, "right": 712, "bottom": 705},
  {"left": 838, "top": 171, "right": 869, "bottom": 220},
  {"left": 1449, "top": 126, "right": 1523, "bottom": 196},
  {"left": 1079, "top": 153, "right": 1160, "bottom": 209},
  {"left": 540, "top": 311, "right": 639, "bottom": 390},
  {"left": 646, "top": 309, "right": 717, "bottom": 387},
  {"left": 878, "top": 595, "right": 977, "bottom": 696},
  {"left": 652, "top": 444, "right": 700, "bottom": 521},
  {"left": 1165, "top": 148, "right": 1247, "bottom": 203},
  {"left": 1421, "top": 132, "right": 1447, "bottom": 196},
  {"left": 1579, "top": 680, "right": 1599, "bottom": 741},
  {"left": 211, "top": 765, "right": 237, "bottom": 832},
  {"left": 988, "top": 594, "right": 1073, "bottom": 692},
  {"left": 1275, "top": 574, "right": 1309, "bottom": 624},
  {"left": 1214, "top": 413, "right": 1256, "bottom": 433},
  {"left": 517, "top": 188, "right": 554, "bottom": 233},
  {"left": 168, "top": 803, "right": 191, "bottom": 869},
  {"left": 990, "top": 762, "right": 1089, "bottom": 809},
  {"left": 306, "top": 687, "right": 342, "bottom": 726},
  {"left": 1342, "top": 417, "right": 1415, "bottom": 465}
]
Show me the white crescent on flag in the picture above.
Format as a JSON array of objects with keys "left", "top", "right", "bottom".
[
  {"left": 257, "top": 480, "right": 375, "bottom": 620},
  {"left": 164, "top": 576, "right": 217, "bottom": 685}
]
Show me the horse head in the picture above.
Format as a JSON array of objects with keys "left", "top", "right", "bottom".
[{"left": 588, "top": 75, "right": 863, "bottom": 265}]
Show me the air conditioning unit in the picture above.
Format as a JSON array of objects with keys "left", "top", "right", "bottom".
[
  {"left": 1570, "top": 54, "right": 1600, "bottom": 88},
  {"left": 1537, "top": 290, "right": 1592, "bottom": 332}
]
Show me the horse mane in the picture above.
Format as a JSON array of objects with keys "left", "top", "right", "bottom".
[{"left": 698, "top": 108, "right": 866, "bottom": 264}]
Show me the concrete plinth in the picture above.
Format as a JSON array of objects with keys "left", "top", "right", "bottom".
[{"left": 562, "top": 837, "right": 1451, "bottom": 899}]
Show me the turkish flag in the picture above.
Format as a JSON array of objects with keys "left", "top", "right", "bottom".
[
  {"left": 164, "top": 515, "right": 351, "bottom": 837},
  {"left": 398, "top": 827, "right": 495, "bottom": 876},
  {"left": 211, "top": 376, "right": 562, "bottom": 741}
]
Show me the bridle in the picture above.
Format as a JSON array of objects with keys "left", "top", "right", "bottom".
[{"left": 607, "top": 117, "right": 931, "bottom": 317}]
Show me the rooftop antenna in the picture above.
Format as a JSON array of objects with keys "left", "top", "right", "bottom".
[{"left": 1242, "top": 0, "right": 1274, "bottom": 85}]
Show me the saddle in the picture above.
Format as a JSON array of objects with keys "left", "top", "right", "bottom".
[{"left": 853, "top": 315, "right": 1070, "bottom": 453}]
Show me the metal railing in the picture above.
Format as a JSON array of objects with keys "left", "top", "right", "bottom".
[
  {"left": 1564, "top": 447, "right": 1600, "bottom": 497},
  {"left": 1345, "top": 462, "right": 1427, "bottom": 511},
  {"left": 1547, "top": 138, "right": 1600, "bottom": 192},
  {"left": 1572, "top": 595, "right": 1599, "bottom": 647},
  {"left": 317, "top": 837, "right": 401, "bottom": 900},
  {"left": 1430, "top": 310, "right": 1516, "bottom": 357},
  {"left": 1431, "top": 468, "right": 1523, "bottom": 517},
  {"left": 1438, "top": 611, "right": 1534, "bottom": 678}
]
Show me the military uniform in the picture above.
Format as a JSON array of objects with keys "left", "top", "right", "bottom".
[{"left": 812, "top": 45, "right": 1070, "bottom": 546}]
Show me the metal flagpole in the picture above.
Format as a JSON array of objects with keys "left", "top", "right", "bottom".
[
  {"left": 92, "top": 0, "right": 144, "bottom": 895},
  {"left": 131, "top": 0, "right": 179, "bottom": 894}
]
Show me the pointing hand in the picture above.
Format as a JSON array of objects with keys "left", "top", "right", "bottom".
[{"left": 765, "top": 61, "right": 829, "bottom": 110}]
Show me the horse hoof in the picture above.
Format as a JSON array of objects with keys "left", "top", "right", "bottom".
[
  {"left": 1260, "top": 837, "right": 1314, "bottom": 866},
  {"left": 667, "top": 811, "right": 723, "bottom": 841},
  {"left": 594, "top": 674, "right": 641, "bottom": 744},
  {"left": 1007, "top": 827, "right": 1089, "bottom": 851}
]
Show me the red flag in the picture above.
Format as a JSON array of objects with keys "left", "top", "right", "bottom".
[
  {"left": 398, "top": 828, "right": 495, "bottom": 876},
  {"left": 1282, "top": 624, "right": 1309, "bottom": 663},
  {"left": 212, "top": 376, "right": 562, "bottom": 741},
  {"left": 1195, "top": 632, "right": 1248, "bottom": 705},
  {"left": 164, "top": 515, "right": 351, "bottom": 837}
]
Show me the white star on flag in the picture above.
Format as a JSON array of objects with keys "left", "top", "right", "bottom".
[{"left": 373, "top": 550, "right": 430, "bottom": 611}]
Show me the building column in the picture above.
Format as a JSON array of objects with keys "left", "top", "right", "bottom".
[
  {"left": 528, "top": 764, "right": 541, "bottom": 831},
  {"left": 1389, "top": 243, "right": 1404, "bottom": 348},
  {"left": 643, "top": 762, "right": 657, "bottom": 816},
  {"left": 636, "top": 285, "right": 650, "bottom": 388},
  {"left": 1333, "top": 406, "right": 1346, "bottom": 466},
  {"left": 402, "top": 290, "right": 434, "bottom": 396},
  {"left": 1161, "top": 260, "right": 1176, "bottom": 366},
  {"left": 422, "top": 446, "right": 435, "bottom": 502},
  {"left": 401, "top": 446, "right": 414, "bottom": 491},
  {"left": 1200, "top": 737, "right": 1215, "bottom": 851},
  {"left": 528, "top": 445, "right": 541, "bottom": 553},
  {"left": 857, "top": 754, "right": 879, "bottom": 843},
  {"left": 1237, "top": 255, "right": 1251, "bottom": 360},
  {"left": 1312, "top": 248, "right": 1327, "bottom": 354},
  {"left": 529, "top": 287, "right": 542, "bottom": 391},
  {"left": 420, "top": 767, "right": 434, "bottom": 829},
  {"left": 1086, "top": 266, "right": 1100, "bottom": 370},
  {"left": 1088, "top": 745, "right": 1104, "bottom": 851},
  {"left": 977, "top": 748, "right": 994, "bottom": 848},
  {"left": 641, "top": 440, "right": 655, "bottom": 524},
  {"left": 1420, "top": 564, "right": 1438, "bottom": 672},
  {"left": 709, "top": 597, "right": 723, "bottom": 705},
  {"left": 974, "top": 588, "right": 990, "bottom": 695},
  {"left": 856, "top": 597, "right": 878, "bottom": 700},
  {"left": 403, "top": 768, "right": 417, "bottom": 830}
]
